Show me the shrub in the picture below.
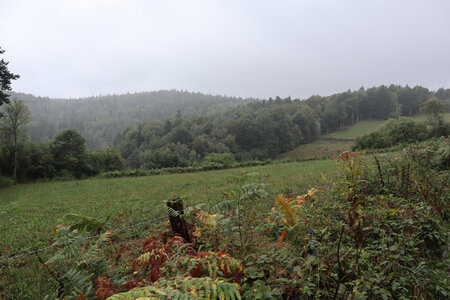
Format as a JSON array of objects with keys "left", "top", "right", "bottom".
[
  {"left": 266, "top": 146, "right": 449, "bottom": 298},
  {"left": 143, "top": 148, "right": 187, "bottom": 169},
  {"left": 353, "top": 118, "right": 429, "bottom": 150},
  {"left": 87, "top": 148, "right": 124, "bottom": 174},
  {"left": 203, "top": 152, "right": 236, "bottom": 167}
]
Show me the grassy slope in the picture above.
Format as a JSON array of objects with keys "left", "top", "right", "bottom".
[
  {"left": 277, "top": 139, "right": 353, "bottom": 160},
  {"left": 278, "top": 120, "right": 384, "bottom": 160},
  {"left": 327, "top": 120, "right": 384, "bottom": 139},
  {"left": 278, "top": 113, "right": 450, "bottom": 160},
  {"left": 0, "top": 159, "right": 337, "bottom": 256}
]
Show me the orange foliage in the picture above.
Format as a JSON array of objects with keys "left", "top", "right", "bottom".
[
  {"left": 96, "top": 232, "right": 245, "bottom": 298},
  {"left": 133, "top": 234, "right": 194, "bottom": 283},
  {"left": 76, "top": 292, "right": 86, "bottom": 300},
  {"left": 276, "top": 229, "right": 288, "bottom": 244},
  {"left": 274, "top": 189, "right": 320, "bottom": 243},
  {"left": 96, "top": 276, "right": 116, "bottom": 300}
]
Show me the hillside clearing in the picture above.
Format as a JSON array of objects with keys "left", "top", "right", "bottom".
[
  {"left": 278, "top": 113, "right": 450, "bottom": 160},
  {"left": 277, "top": 138, "right": 353, "bottom": 160}
]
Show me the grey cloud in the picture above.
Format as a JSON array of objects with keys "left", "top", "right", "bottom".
[{"left": 1, "top": 0, "right": 449, "bottom": 99}]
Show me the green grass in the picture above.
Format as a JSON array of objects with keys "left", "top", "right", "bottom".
[
  {"left": 1, "top": 160, "right": 338, "bottom": 298},
  {"left": 277, "top": 138, "right": 353, "bottom": 160},
  {"left": 279, "top": 113, "right": 450, "bottom": 160},
  {"left": 325, "top": 114, "right": 450, "bottom": 140},
  {"left": 0, "top": 159, "right": 337, "bottom": 256},
  {"left": 327, "top": 120, "right": 384, "bottom": 139},
  {"left": 278, "top": 120, "right": 388, "bottom": 160},
  {"left": 408, "top": 112, "right": 450, "bottom": 122}
]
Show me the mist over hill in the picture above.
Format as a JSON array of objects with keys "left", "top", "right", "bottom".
[
  {"left": 10, "top": 90, "right": 254, "bottom": 148},
  {"left": 9, "top": 85, "right": 450, "bottom": 155}
]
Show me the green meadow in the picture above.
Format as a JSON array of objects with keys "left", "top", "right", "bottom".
[
  {"left": 327, "top": 120, "right": 383, "bottom": 139},
  {"left": 278, "top": 113, "right": 450, "bottom": 160},
  {"left": 277, "top": 138, "right": 353, "bottom": 160},
  {"left": 0, "top": 159, "right": 337, "bottom": 257}
]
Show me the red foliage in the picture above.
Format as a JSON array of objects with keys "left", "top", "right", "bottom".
[
  {"left": 133, "top": 234, "right": 194, "bottom": 282},
  {"left": 118, "top": 280, "right": 139, "bottom": 291},
  {"left": 96, "top": 276, "right": 116, "bottom": 300},
  {"left": 76, "top": 292, "right": 86, "bottom": 300},
  {"left": 97, "top": 232, "right": 244, "bottom": 298}
]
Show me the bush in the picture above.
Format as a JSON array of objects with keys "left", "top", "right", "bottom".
[
  {"left": 87, "top": 148, "right": 124, "bottom": 174},
  {"left": 53, "top": 169, "right": 76, "bottom": 181},
  {"left": 143, "top": 149, "right": 187, "bottom": 169},
  {"left": 203, "top": 152, "right": 236, "bottom": 167},
  {"left": 353, "top": 118, "right": 429, "bottom": 150},
  {"left": 239, "top": 160, "right": 265, "bottom": 167},
  {"left": 266, "top": 145, "right": 449, "bottom": 298},
  {"left": 201, "top": 162, "right": 224, "bottom": 170}
]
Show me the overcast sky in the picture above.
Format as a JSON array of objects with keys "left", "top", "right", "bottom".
[{"left": 1, "top": 0, "right": 449, "bottom": 99}]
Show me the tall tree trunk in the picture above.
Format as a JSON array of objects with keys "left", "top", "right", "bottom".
[{"left": 13, "top": 131, "right": 17, "bottom": 180}]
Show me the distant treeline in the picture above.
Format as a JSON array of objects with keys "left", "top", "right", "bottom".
[
  {"left": 305, "top": 85, "right": 450, "bottom": 133},
  {"left": 0, "top": 126, "right": 124, "bottom": 185},
  {"left": 11, "top": 85, "right": 450, "bottom": 151},
  {"left": 2, "top": 85, "right": 449, "bottom": 178},
  {"left": 114, "top": 102, "right": 320, "bottom": 168},
  {"left": 11, "top": 90, "right": 255, "bottom": 149},
  {"left": 113, "top": 85, "right": 450, "bottom": 168}
]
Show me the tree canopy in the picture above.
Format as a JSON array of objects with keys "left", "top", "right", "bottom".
[
  {"left": 0, "top": 47, "right": 20, "bottom": 114},
  {"left": 0, "top": 99, "right": 30, "bottom": 179},
  {"left": 50, "top": 127, "right": 87, "bottom": 177},
  {"left": 422, "top": 98, "right": 445, "bottom": 125}
]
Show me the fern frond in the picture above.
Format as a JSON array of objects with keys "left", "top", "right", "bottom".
[
  {"left": 166, "top": 206, "right": 181, "bottom": 217},
  {"left": 184, "top": 203, "right": 207, "bottom": 215},
  {"left": 46, "top": 241, "right": 82, "bottom": 264},
  {"left": 180, "top": 252, "right": 244, "bottom": 284},
  {"left": 209, "top": 200, "right": 236, "bottom": 213},
  {"left": 63, "top": 213, "right": 108, "bottom": 234},
  {"left": 108, "top": 277, "right": 241, "bottom": 300},
  {"left": 59, "top": 268, "right": 95, "bottom": 300},
  {"left": 274, "top": 194, "right": 297, "bottom": 228},
  {"left": 107, "top": 285, "right": 180, "bottom": 300}
]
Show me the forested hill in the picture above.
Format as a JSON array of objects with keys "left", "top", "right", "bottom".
[
  {"left": 10, "top": 85, "right": 450, "bottom": 152},
  {"left": 10, "top": 90, "right": 254, "bottom": 148},
  {"left": 114, "top": 85, "right": 450, "bottom": 169}
]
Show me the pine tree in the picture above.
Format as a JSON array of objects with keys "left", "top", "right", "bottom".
[{"left": 0, "top": 47, "right": 20, "bottom": 115}]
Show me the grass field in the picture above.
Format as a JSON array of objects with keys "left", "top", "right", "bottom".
[
  {"left": 408, "top": 112, "right": 450, "bottom": 122},
  {"left": 277, "top": 120, "right": 382, "bottom": 160},
  {"left": 327, "top": 120, "right": 384, "bottom": 139},
  {"left": 0, "top": 159, "right": 338, "bottom": 257},
  {"left": 277, "top": 138, "right": 353, "bottom": 160},
  {"left": 330, "top": 113, "right": 450, "bottom": 139},
  {"left": 1, "top": 159, "right": 339, "bottom": 298}
]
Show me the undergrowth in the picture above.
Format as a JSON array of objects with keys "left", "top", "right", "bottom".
[{"left": 4, "top": 139, "right": 448, "bottom": 299}]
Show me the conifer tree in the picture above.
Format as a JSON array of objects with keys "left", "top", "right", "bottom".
[{"left": 0, "top": 47, "right": 20, "bottom": 116}]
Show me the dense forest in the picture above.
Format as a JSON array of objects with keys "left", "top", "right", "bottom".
[
  {"left": 11, "top": 85, "right": 450, "bottom": 150},
  {"left": 114, "top": 101, "right": 320, "bottom": 169},
  {"left": 11, "top": 90, "right": 255, "bottom": 148},
  {"left": 114, "top": 85, "right": 450, "bottom": 168},
  {"left": 1, "top": 85, "right": 449, "bottom": 181}
]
